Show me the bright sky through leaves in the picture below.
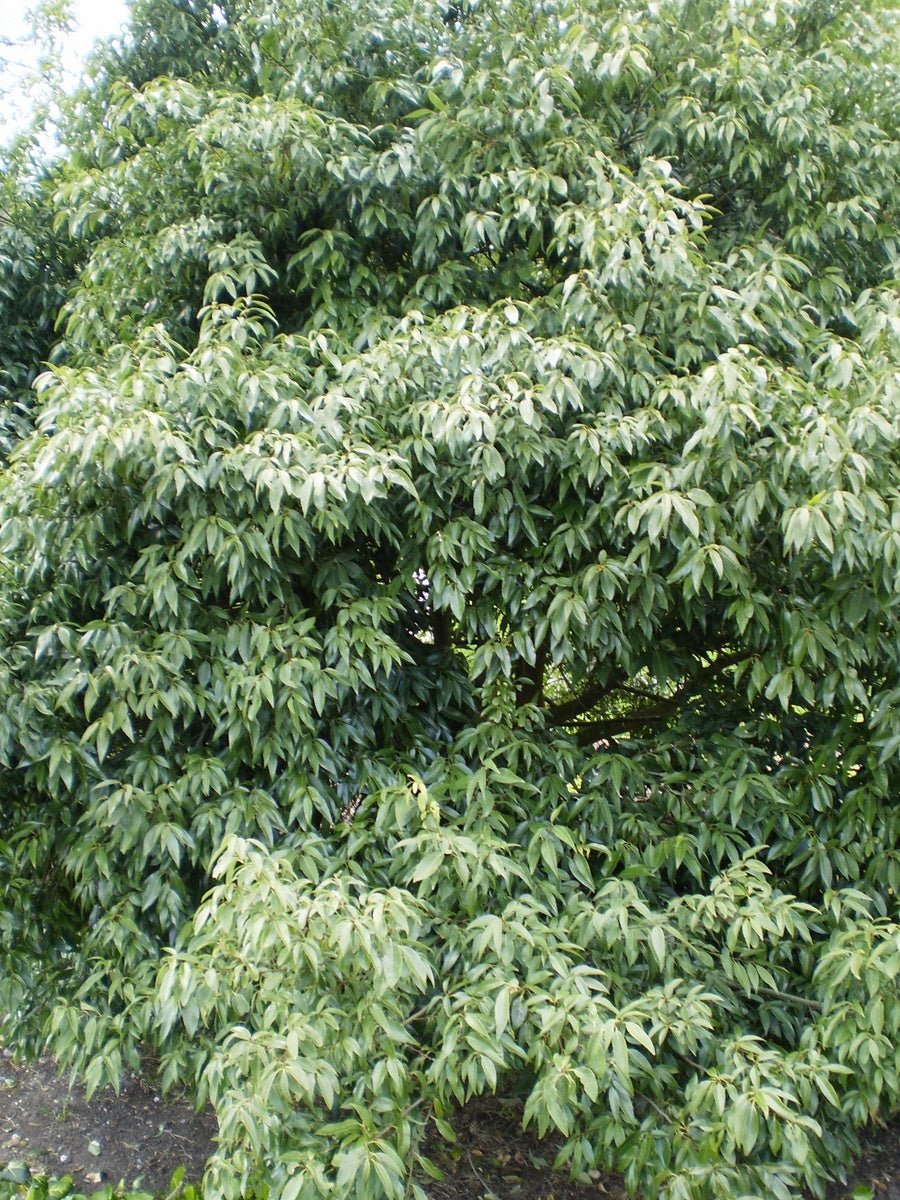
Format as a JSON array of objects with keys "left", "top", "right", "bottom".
[{"left": 1, "top": 0, "right": 129, "bottom": 137}]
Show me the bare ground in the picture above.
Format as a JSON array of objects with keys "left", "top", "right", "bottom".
[
  {"left": 0, "top": 1054, "right": 215, "bottom": 1194},
  {"left": 1, "top": 1052, "right": 897, "bottom": 1198}
]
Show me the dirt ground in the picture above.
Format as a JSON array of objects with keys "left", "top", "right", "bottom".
[
  {"left": 1, "top": 1052, "right": 897, "bottom": 1198},
  {"left": 423, "top": 1098, "right": 629, "bottom": 1200},
  {"left": 0, "top": 1053, "right": 215, "bottom": 1194}
]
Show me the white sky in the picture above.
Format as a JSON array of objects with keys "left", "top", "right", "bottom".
[{"left": 1, "top": 0, "right": 130, "bottom": 137}]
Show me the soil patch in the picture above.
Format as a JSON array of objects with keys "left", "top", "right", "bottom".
[
  {"left": 0, "top": 1053, "right": 215, "bottom": 1194},
  {"left": 423, "top": 1097, "right": 628, "bottom": 1199},
  {"left": 823, "top": 1124, "right": 900, "bottom": 1200},
  {"left": 1, "top": 1052, "right": 897, "bottom": 1198}
]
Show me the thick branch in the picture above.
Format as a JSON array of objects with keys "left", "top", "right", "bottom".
[
  {"left": 516, "top": 641, "right": 548, "bottom": 705},
  {"left": 544, "top": 666, "right": 627, "bottom": 724},
  {"left": 561, "top": 650, "right": 754, "bottom": 744},
  {"left": 432, "top": 609, "right": 452, "bottom": 652}
]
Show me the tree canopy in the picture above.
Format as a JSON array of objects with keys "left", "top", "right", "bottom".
[{"left": 0, "top": 0, "right": 898, "bottom": 1197}]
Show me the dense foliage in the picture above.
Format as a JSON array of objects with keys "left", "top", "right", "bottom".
[{"left": 1, "top": 0, "right": 898, "bottom": 1197}]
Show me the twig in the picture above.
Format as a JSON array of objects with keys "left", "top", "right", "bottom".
[
  {"left": 639, "top": 1092, "right": 674, "bottom": 1125},
  {"left": 758, "top": 987, "right": 822, "bottom": 1012},
  {"left": 466, "top": 1149, "right": 493, "bottom": 1193}
]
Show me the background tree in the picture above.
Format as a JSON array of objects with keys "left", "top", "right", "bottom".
[
  {"left": 0, "top": 0, "right": 898, "bottom": 1198},
  {"left": 0, "top": 0, "right": 75, "bottom": 136}
]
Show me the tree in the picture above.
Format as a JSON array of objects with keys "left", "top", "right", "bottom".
[
  {"left": 0, "top": 0, "right": 76, "bottom": 142},
  {"left": 0, "top": 0, "right": 897, "bottom": 1197}
]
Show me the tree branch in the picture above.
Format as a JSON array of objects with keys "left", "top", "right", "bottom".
[
  {"left": 544, "top": 666, "right": 627, "bottom": 724},
  {"left": 758, "top": 987, "right": 823, "bottom": 1012},
  {"left": 516, "top": 640, "right": 548, "bottom": 705},
  {"left": 561, "top": 650, "right": 754, "bottom": 744},
  {"left": 432, "top": 608, "right": 452, "bottom": 652}
]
